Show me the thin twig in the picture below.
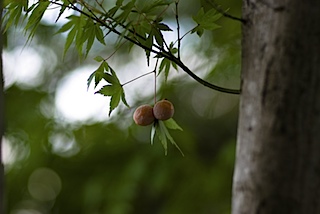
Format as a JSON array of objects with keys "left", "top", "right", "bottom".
[
  {"left": 154, "top": 58, "right": 160, "bottom": 104},
  {"left": 105, "top": 40, "right": 127, "bottom": 61},
  {"left": 206, "top": 0, "right": 246, "bottom": 23},
  {"left": 175, "top": 0, "right": 181, "bottom": 59},
  {"left": 121, "top": 71, "right": 154, "bottom": 87},
  {"left": 173, "top": 28, "right": 193, "bottom": 46},
  {"left": 50, "top": 1, "right": 241, "bottom": 94}
]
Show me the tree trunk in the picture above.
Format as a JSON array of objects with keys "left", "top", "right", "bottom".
[
  {"left": 0, "top": 0, "right": 5, "bottom": 213},
  {"left": 232, "top": 0, "right": 320, "bottom": 213}
]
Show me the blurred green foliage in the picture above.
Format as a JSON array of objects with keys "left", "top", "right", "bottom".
[{"left": 3, "top": 0, "right": 241, "bottom": 213}]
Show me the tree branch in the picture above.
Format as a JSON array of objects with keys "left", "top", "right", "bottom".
[
  {"left": 50, "top": 1, "right": 241, "bottom": 94},
  {"left": 175, "top": 0, "right": 181, "bottom": 59}
]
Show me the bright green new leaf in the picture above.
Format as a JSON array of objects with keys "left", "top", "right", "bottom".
[
  {"left": 109, "top": 66, "right": 121, "bottom": 84},
  {"left": 95, "top": 84, "right": 123, "bottom": 116},
  {"left": 152, "top": 120, "right": 184, "bottom": 156},
  {"left": 92, "top": 64, "right": 129, "bottom": 115},
  {"left": 163, "top": 118, "right": 183, "bottom": 131},
  {"left": 121, "top": 91, "right": 130, "bottom": 108},
  {"left": 159, "top": 121, "right": 184, "bottom": 156},
  {"left": 96, "top": 85, "right": 119, "bottom": 96},
  {"left": 94, "top": 63, "right": 106, "bottom": 87},
  {"left": 156, "top": 121, "right": 168, "bottom": 155},
  {"left": 87, "top": 61, "right": 110, "bottom": 89},
  {"left": 109, "top": 90, "right": 122, "bottom": 116},
  {"left": 103, "top": 73, "right": 117, "bottom": 84}
]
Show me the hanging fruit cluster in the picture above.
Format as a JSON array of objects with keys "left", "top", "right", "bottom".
[{"left": 133, "top": 100, "right": 174, "bottom": 126}]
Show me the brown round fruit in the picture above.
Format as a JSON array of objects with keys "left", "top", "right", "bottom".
[
  {"left": 153, "top": 100, "right": 174, "bottom": 121},
  {"left": 133, "top": 105, "right": 155, "bottom": 126}
]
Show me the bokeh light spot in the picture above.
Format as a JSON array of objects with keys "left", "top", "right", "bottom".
[{"left": 28, "top": 168, "right": 62, "bottom": 201}]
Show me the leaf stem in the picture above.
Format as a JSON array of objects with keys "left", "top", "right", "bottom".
[
  {"left": 121, "top": 71, "right": 154, "bottom": 87},
  {"left": 154, "top": 58, "right": 160, "bottom": 104},
  {"left": 105, "top": 40, "right": 127, "bottom": 61}
]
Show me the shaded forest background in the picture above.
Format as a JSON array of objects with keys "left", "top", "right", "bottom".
[{"left": 3, "top": 0, "right": 241, "bottom": 213}]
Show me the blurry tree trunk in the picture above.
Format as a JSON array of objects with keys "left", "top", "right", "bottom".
[
  {"left": 232, "top": 0, "right": 320, "bottom": 213},
  {"left": 0, "top": 0, "right": 4, "bottom": 213}
]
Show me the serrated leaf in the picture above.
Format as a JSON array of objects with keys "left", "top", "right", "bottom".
[
  {"left": 171, "top": 61, "right": 178, "bottom": 71},
  {"left": 103, "top": 61, "right": 109, "bottom": 71},
  {"left": 191, "top": 7, "right": 222, "bottom": 36},
  {"left": 109, "top": 88, "right": 122, "bottom": 116},
  {"left": 24, "top": 1, "right": 50, "bottom": 41},
  {"left": 151, "top": 124, "right": 156, "bottom": 145},
  {"left": 157, "top": 121, "right": 168, "bottom": 155},
  {"left": 96, "top": 84, "right": 119, "bottom": 96},
  {"left": 85, "top": 23, "right": 96, "bottom": 56},
  {"left": 116, "top": 0, "right": 135, "bottom": 23},
  {"left": 55, "top": 20, "right": 74, "bottom": 34},
  {"left": 102, "top": 73, "right": 116, "bottom": 84},
  {"left": 159, "top": 121, "right": 184, "bottom": 156},
  {"left": 121, "top": 91, "right": 130, "bottom": 108},
  {"left": 158, "top": 58, "right": 171, "bottom": 81},
  {"left": 87, "top": 72, "right": 95, "bottom": 90},
  {"left": 94, "top": 63, "right": 105, "bottom": 87},
  {"left": 3, "top": 2, "right": 25, "bottom": 31},
  {"left": 64, "top": 26, "right": 77, "bottom": 56},
  {"left": 94, "top": 24, "right": 106, "bottom": 45},
  {"left": 145, "top": 33, "right": 153, "bottom": 66},
  {"left": 55, "top": 0, "right": 71, "bottom": 22},
  {"left": 163, "top": 118, "right": 183, "bottom": 131},
  {"left": 154, "top": 29, "right": 164, "bottom": 48},
  {"left": 109, "top": 66, "right": 121, "bottom": 84},
  {"left": 95, "top": 83, "right": 128, "bottom": 116}
]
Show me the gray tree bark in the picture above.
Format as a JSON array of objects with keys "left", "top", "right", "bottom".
[
  {"left": 0, "top": 0, "right": 4, "bottom": 213},
  {"left": 232, "top": 0, "right": 320, "bottom": 213}
]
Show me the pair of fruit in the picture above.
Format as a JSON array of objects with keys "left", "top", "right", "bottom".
[{"left": 133, "top": 100, "right": 174, "bottom": 126}]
